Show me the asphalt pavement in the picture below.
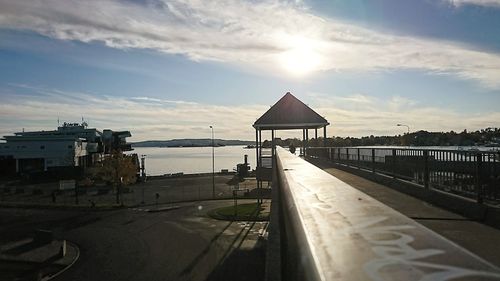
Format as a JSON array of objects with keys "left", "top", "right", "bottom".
[{"left": 0, "top": 199, "right": 267, "bottom": 281}]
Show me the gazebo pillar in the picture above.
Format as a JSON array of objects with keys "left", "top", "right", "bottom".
[
  {"left": 305, "top": 129, "right": 309, "bottom": 157},
  {"left": 260, "top": 130, "right": 263, "bottom": 166},
  {"left": 323, "top": 126, "right": 327, "bottom": 147},
  {"left": 271, "top": 130, "right": 275, "bottom": 157},
  {"left": 255, "top": 129, "right": 259, "bottom": 169},
  {"left": 302, "top": 129, "right": 305, "bottom": 156}
]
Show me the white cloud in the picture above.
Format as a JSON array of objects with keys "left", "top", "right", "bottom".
[
  {"left": 0, "top": 86, "right": 498, "bottom": 141},
  {"left": 0, "top": 0, "right": 500, "bottom": 87},
  {"left": 448, "top": 0, "right": 500, "bottom": 7}
]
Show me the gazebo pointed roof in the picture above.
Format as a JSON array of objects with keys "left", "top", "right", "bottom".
[{"left": 253, "top": 92, "right": 329, "bottom": 130}]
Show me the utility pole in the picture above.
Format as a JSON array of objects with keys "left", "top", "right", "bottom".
[{"left": 210, "top": 126, "right": 215, "bottom": 199}]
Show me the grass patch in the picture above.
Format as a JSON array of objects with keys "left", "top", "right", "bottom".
[{"left": 208, "top": 203, "right": 269, "bottom": 221}]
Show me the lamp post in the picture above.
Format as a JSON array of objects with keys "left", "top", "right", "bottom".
[
  {"left": 397, "top": 124, "right": 410, "bottom": 134},
  {"left": 140, "top": 154, "right": 146, "bottom": 204},
  {"left": 210, "top": 125, "right": 215, "bottom": 199}
]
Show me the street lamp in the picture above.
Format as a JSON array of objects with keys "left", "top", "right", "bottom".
[
  {"left": 210, "top": 125, "right": 215, "bottom": 199},
  {"left": 397, "top": 124, "right": 410, "bottom": 134},
  {"left": 140, "top": 154, "right": 146, "bottom": 204}
]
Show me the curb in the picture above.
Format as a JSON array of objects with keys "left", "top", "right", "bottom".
[
  {"left": 41, "top": 241, "right": 80, "bottom": 281},
  {"left": 0, "top": 202, "right": 126, "bottom": 211},
  {"left": 147, "top": 206, "right": 181, "bottom": 213}
]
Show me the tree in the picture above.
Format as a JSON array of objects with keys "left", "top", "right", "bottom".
[{"left": 92, "top": 150, "right": 137, "bottom": 205}]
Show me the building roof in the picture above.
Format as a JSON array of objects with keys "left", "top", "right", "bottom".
[{"left": 253, "top": 92, "right": 329, "bottom": 130}]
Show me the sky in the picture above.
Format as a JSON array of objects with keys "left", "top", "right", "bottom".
[{"left": 0, "top": 0, "right": 499, "bottom": 141}]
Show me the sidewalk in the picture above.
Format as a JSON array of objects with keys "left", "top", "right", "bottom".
[
  {"left": 0, "top": 238, "right": 79, "bottom": 281},
  {"left": 318, "top": 164, "right": 500, "bottom": 267}
]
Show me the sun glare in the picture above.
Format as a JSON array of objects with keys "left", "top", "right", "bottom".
[{"left": 279, "top": 36, "right": 322, "bottom": 76}]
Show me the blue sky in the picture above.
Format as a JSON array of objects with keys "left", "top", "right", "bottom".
[{"left": 0, "top": 0, "right": 499, "bottom": 141}]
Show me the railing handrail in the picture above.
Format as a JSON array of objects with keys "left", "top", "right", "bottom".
[
  {"left": 308, "top": 146, "right": 500, "bottom": 154},
  {"left": 275, "top": 146, "right": 500, "bottom": 281}
]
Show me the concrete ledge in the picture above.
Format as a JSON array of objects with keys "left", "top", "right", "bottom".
[
  {"left": 310, "top": 158, "right": 500, "bottom": 229},
  {"left": 147, "top": 206, "right": 181, "bottom": 213}
]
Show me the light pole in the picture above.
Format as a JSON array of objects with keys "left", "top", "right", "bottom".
[
  {"left": 210, "top": 125, "right": 215, "bottom": 199},
  {"left": 140, "top": 154, "right": 146, "bottom": 204},
  {"left": 397, "top": 124, "right": 410, "bottom": 134}
]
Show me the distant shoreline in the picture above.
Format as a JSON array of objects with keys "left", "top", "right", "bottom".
[
  {"left": 132, "top": 144, "right": 247, "bottom": 148},
  {"left": 131, "top": 138, "right": 254, "bottom": 148}
]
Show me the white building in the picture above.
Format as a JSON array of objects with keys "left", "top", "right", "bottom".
[{"left": 0, "top": 122, "right": 132, "bottom": 175}]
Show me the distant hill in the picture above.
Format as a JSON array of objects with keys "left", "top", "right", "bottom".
[{"left": 131, "top": 138, "right": 254, "bottom": 147}]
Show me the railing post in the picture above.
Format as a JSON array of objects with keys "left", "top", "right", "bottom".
[
  {"left": 357, "top": 148, "right": 361, "bottom": 169},
  {"left": 371, "top": 148, "right": 375, "bottom": 173},
  {"left": 346, "top": 148, "right": 349, "bottom": 166},
  {"left": 392, "top": 149, "right": 397, "bottom": 179},
  {"left": 337, "top": 148, "right": 341, "bottom": 162},
  {"left": 476, "top": 152, "right": 483, "bottom": 204},
  {"left": 423, "top": 150, "right": 429, "bottom": 189}
]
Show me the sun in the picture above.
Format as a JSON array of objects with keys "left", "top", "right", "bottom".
[{"left": 279, "top": 36, "right": 322, "bottom": 76}]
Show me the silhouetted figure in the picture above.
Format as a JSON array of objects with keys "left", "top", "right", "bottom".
[
  {"left": 289, "top": 144, "right": 296, "bottom": 154},
  {"left": 51, "top": 191, "right": 56, "bottom": 203}
]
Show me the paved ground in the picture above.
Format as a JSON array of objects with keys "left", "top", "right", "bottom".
[
  {"left": 0, "top": 175, "right": 261, "bottom": 207},
  {"left": 313, "top": 161, "right": 500, "bottom": 267},
  {"left": 0, "top": 199, "right": 268, "bottom": 281}
]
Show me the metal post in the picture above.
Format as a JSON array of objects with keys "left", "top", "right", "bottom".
[
  {"left": 371, "top": 148, "right": 375, "bottom": 173},
  {"left": 315, "top": 128, "right": 318, "bottom": 140},
  {"left": 357, "top": 148, "right": 361, "bottom": 169},
  {"left": 424, "top": 150, "right": 429, "bottom": 189},
  {"left": 346, "top": 148, "right": 349, "bottom": 165},
  {"left": 210, "top": 126, "right": 215, "bottom": 199},
  {"left": 476, "top": 153, "right": 483, "bottom": 204},
  {"left": 392, "top": 149, "right": 397, "bottom": 179}
]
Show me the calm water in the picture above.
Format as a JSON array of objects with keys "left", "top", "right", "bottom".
[
  {"left": 129, "top": 146, "right": 254, "bottom": 176},
  {"left": 131, "top": 145, "right": 498, "bottom": 176}
]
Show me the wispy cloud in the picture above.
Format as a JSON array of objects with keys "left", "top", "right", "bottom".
[
  {"left": 0, "top": 85, "right": 498, "bottom": 140},
  {"left": 0, "top": 0, "right": 500, "bottom": 87},
  {"left": 448, "top": 0, "right": 500, "bottom": 7}
]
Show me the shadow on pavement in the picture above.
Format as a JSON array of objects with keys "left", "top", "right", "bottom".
[
  {"left": 178, "top": 221, "right": 234, "bottom": 277},
  {"left": 205, "top": 234, "right": 266, "bottom": 281}
]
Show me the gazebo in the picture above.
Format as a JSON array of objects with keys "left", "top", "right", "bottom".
[{"left": 253, "top": 92, "right": 330, "bottom": 184}]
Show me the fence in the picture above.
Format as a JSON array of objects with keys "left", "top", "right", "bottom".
[{"left": 308, "top": 147, "right": 500, "bottom": 204}]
